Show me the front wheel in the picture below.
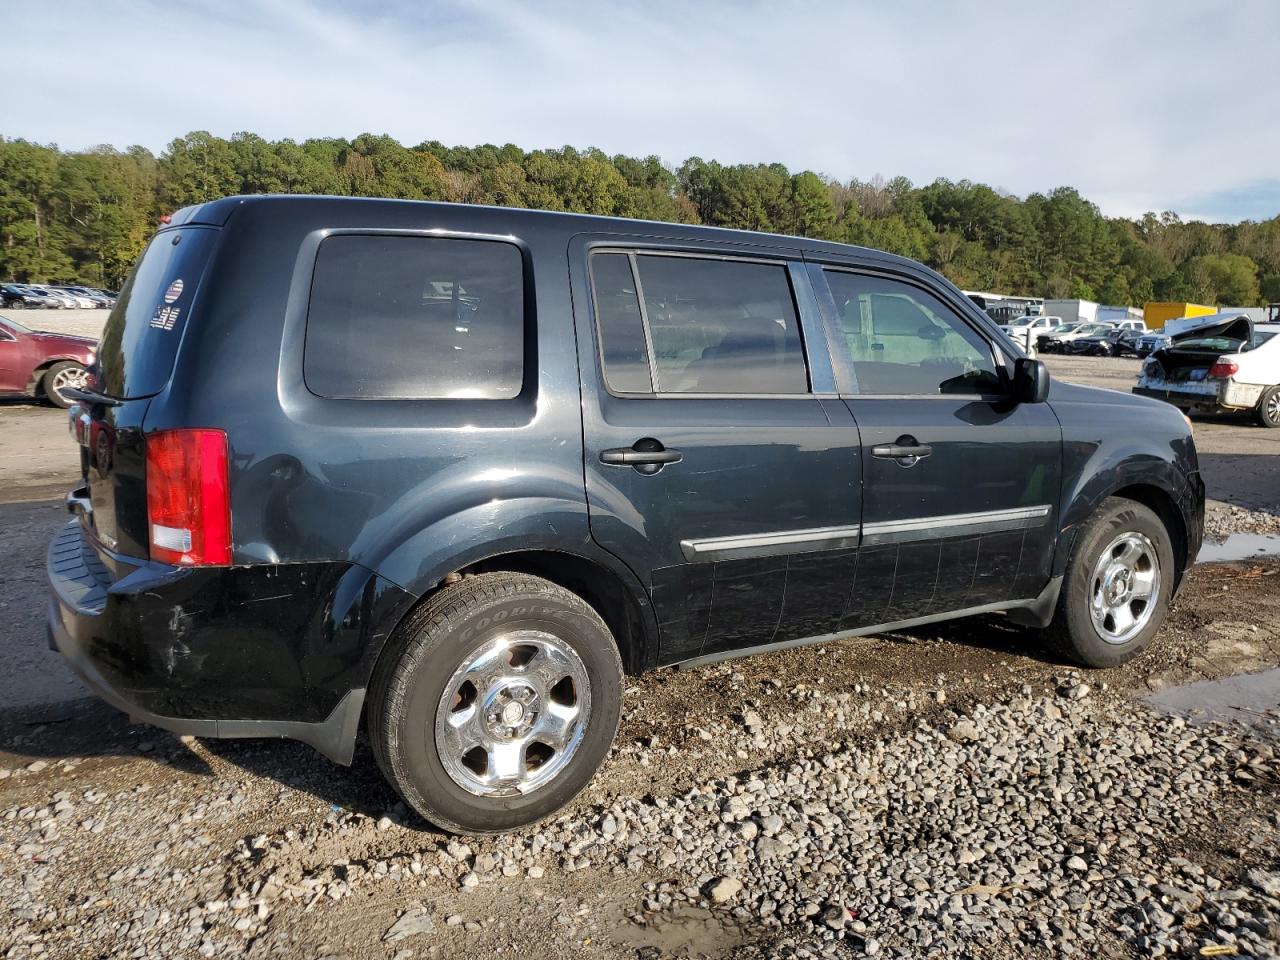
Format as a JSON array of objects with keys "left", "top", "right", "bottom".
[
  {"left": 1257, "top": 386, "right": 1280, "bottom": 428},
  {"left": 1046, "top": 497, "right": 1175, "bottom": 668},
  {"left": 42, "top": 361, "right": 89, "bottom": 408},
  {"left": 368, "top": 572, "right": 623, "bottom": 834}
]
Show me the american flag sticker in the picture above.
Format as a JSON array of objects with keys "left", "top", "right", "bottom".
[
  {"left": 164, "top": 278, "right": 184, "bottom": 303},
  {"left": 150, "top": 305, "right": 181, "bottom": 331}
]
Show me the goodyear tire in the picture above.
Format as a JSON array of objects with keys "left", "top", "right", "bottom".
[{"left": 368, "top": 572, "right": 623, "bottom": 834}]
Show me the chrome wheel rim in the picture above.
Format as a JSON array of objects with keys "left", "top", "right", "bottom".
[
  {"left": 435, "top": 630, "right": 591, "bottom": 798},
  {"left": 1266, "top": 391, "right": 1280, "bottom": 423},
  {"left": 50, "top": 365, "right": 89, "bottom": 400},
  {"left": 1089, "top": 532, "right": 1160, "bottom": 645}
]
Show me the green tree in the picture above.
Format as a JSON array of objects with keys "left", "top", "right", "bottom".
[{"left": 1184, "top": 253, "right": 1261, "bottom": 305}]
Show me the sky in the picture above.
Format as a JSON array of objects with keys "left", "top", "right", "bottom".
[{"left": 10, "top": 0, "right": 1280, "bottom": 223}]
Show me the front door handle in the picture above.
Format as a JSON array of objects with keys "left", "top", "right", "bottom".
[
  {"left": 600, "top": 438, "right": 682, "bottom": 474},
  {"left": 872, "top": 435, "right": 933, "bottom": 467}
]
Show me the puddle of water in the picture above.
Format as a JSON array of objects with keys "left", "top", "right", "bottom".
[
  {"left": 1147, "top": 668, "right": 1280, "bottom": 740},
  {"left": 610, "top": 904, "right": 748, "bottom": 958},
  {"left": 1196, "top": 533, "right": 1280, "bottom": 564}
]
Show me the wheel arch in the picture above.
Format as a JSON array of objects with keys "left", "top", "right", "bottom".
[
  {"left": 369, "top": 540, "right": 659, "bottom": 682},
  {"left": 26, "top": 356, "right": 87, "bottom": 396},
  {"left": 1057, "top": 464, "right": 1198, "bottom": 591}
]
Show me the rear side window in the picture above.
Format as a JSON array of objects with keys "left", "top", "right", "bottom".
[
  {"left": 97, "top": 227, "right": 218, "bottom": 399},
  {"left": 305, "top": 235, "right": 524, "bottom": 400},
  {"left": 590, "top": 252, "right": 808, "bottom": 395}
]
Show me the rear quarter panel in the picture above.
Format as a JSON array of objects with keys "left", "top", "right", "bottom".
[{"left": 142, "top": 199, "right": 591, "bottom": 589}]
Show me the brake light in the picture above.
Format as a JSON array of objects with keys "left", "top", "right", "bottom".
[
  {"left": 145, "top": 429, "right": 232, "bottom": 566},
  {"left": 1208, "top": 359, "right": 1239, "bottom": 379}
]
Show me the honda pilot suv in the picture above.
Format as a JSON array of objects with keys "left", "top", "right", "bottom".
[{"left": 48, "top": 196, "right": 1204, "bottom": 833}]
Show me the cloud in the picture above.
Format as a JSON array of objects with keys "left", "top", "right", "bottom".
[{"left": 7, "top": 0, "right": 1279, "bottom": 222}]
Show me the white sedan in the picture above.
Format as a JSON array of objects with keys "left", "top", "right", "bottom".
[{"left": 1134, "top": 315, "right": 1280, "bottom": 427}]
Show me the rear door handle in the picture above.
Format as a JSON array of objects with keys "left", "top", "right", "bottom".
[
  {"left": 600, "top": 439, "right": 682, "bottom": 474},
  {"left": 871, "top": 444, "right": 932, "bottom": 459},
  {"left": 872, "top": 435, "right": 932, "bottom": 466}
]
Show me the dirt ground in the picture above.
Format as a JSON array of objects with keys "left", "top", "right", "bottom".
[{"left": 1, "top": 311, "right": 1278, "bottom": 958}]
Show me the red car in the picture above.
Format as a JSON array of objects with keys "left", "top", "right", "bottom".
[{"left": 0, "top": 315, "right": 98, "bottom": 408}]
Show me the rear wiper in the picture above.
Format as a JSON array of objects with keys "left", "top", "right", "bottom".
[{"left": 63, "top": 385, "right": 122, "bottom": 407}]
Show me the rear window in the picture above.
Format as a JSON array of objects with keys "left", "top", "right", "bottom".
[
  {"left": 97, "top": 227, "right": 218, "bottom": 399},
  {"left": 304, "top": 235, "right": 524, "bottom": 400}
]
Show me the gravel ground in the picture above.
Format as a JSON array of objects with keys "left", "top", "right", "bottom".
[{"left": 2, "top": 560, "right": 1279, "bottom": 959}]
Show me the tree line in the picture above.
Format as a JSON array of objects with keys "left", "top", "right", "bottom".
[{"left": 2, "top": 131, "right": 1277, "bottom": 306}]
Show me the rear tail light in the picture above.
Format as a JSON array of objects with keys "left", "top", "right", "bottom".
[
  {"left": 1208, "top": 359, "right": 1239, "bottom": 379},
  {"left": 145, "top": 429, "right": 231, "bottom": 566}
]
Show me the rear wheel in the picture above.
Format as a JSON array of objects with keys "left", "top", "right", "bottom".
[
  {"left": 368, "top": 572, "right": 623, "bottom": 834},
  {"left": 1256, "top": 386, "right": 1280, "bottom": 428},
  {"left": 42, "top": 361, "right": 89, "bottom": 408},
  {"left": 1047, "top": 497, "right": 1174, "bottom": 668}
]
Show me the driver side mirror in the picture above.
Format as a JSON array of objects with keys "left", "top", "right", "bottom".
[{"left": 1014, "top": 357, "right": 1050, "bottom": 404}]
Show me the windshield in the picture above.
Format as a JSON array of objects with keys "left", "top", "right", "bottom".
[{"left": 0, "top": 316, "right": 33, "bottom": 335}]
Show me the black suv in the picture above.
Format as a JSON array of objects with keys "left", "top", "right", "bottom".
[{"left": 48, "top": 196, "right": 1204, "bottom": 833}]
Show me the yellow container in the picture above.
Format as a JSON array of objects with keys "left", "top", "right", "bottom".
[{"left": 1142, "top": 301, "right": 1216, "bottom": 331}]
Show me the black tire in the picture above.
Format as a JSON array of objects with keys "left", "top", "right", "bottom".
[
  {"left": 41, "top": 361, "right": 88, "bottom": 408},
  {"left": 368, "top": 572, "right": 623, "bottom": 834},
  {"left": 1046, "top": 497, "right": 1175, "bottom": 668},
  {"left": 1256, "top": 386, "right": 1280, "bottom": 428}
]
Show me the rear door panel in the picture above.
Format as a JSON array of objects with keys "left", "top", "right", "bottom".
[{"left": 569, "top": 235, "right": 862, "bottom": 664}]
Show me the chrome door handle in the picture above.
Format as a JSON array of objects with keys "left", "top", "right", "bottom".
[{"left": 872, "top": 435, "right": 932, "bottom": 467}]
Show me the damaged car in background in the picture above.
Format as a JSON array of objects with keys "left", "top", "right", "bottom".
[{"left": 1134, "top": 313, "right": 1280, "bottom": 427}]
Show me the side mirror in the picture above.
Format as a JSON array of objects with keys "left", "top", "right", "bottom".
[{"left": 1014, "top": 357, "right": 1050, "bottom": 404}]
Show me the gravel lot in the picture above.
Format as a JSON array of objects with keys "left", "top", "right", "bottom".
[{"left": 1, "top": 310, "right": 1278, "bottom": 959}]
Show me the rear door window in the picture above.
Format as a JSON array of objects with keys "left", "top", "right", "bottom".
[
  {"left": 589, "top": 251, "right": 809, "bottom": 395},
  {"left": 305, "top": 235, "right": 524, "bottom": 400},
  {"left": 97, "top": 227, "right": 218, "bottom": 399}
]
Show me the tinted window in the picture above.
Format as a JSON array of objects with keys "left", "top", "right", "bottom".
[
  {"left": 823, "top": 270, "right": 1001, "bottom": 396},
  {"left": 633, "top": 255, "right": 807, "bottom": 394},
  {"left": 590, "top": 253, "right": 652, "bottom": 393},
  {"left": 305, "top": 235, "right": 523, "bottom": 400},
  {"left": 97, "top": 227, "right": 218, "bottom": 399}
]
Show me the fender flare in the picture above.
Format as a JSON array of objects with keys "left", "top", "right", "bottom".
[
  {"left": 1054, "top": 453, "right": 1199, "bottom": 582},
  {"left": 360, "top": 496, "right": 661, "bottom": 673}
]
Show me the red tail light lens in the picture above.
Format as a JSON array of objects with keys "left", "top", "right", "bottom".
[
  {"left": 145, "top": 429, "right": 232, "bottom": 566},
  {"left": 1208, "top": 359, "right": 1239, "bottom": 379}
]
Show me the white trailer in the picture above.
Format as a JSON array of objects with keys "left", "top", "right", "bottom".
[{"left": 1044, "top": 299, "right": 1099, "bottom": 325}]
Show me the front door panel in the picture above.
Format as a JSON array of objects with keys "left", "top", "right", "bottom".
[
  {"left": 812, "top": 261, "right": 1063, "bottom": 622},
  {"left": 845, "top": 396, "right": 1061, "bottom": 620}
]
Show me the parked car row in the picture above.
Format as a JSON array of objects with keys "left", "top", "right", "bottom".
[
  {"left": 1, "top": 282, "right": 116, "bottom": 309},
  {"left": 1037, "top": 322, "right": 1147, "bottom": 357}
]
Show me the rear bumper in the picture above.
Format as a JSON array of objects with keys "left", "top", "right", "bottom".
[
  {"left": 46, "top": 519, "right": 414, "bottom": 764},
  {"left": 1134, "top": 380, "right": 1263, "bottom": 413}
]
